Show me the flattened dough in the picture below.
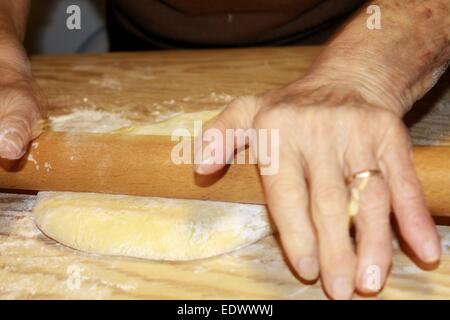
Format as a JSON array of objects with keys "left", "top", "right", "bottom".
[
  {"left": 33, "top": 192, "right": 271, "bottom": 261},
  {"left": 115, "top": 110, "right": 221, "bottom": 136}
]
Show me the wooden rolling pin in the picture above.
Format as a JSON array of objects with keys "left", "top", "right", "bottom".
[{"left": 0, "top": 131, "right": 448, "bottom": 216}]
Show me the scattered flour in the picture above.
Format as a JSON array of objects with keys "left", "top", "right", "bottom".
[
  {"left": 27, "top": 154, "right": 39, "bottom": 170},
  {"left": 206, "top": 92, "right": 234, "bottom": 103},
  {"left": 49, "top": 110, "right": 132, "bottom": 133},
  {"left": 44, "top": 162, "right": 52, "bottom": 173},
  {"left": 89, "top": 77, "right": 123, "bottom": 91},
  {"left": 82, "top": 97, "right": 97, "bottom": 109},
  {"left": 6, "top": 215, "right": 42, "bottom": 238},
  {"left": 0, "top": 195, "right": 36, "bottom": 212},
  {"left": 47, "top": 92, "right": 235, "bottom": 134},
  {"left": 163, "top": 99, "right": 176, "bottom": 105}
]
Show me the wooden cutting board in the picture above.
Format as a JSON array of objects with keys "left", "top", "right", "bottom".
[{"left": 0, "top": 47, "right": 449, "bottom": 299}]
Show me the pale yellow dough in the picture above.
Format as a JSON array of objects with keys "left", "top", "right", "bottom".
[
  {"left": 115, "top": 110, "right": 221, "bottom": 136},
  {"left": 33, "top": 192, "right": 271, "bottom": 261}
]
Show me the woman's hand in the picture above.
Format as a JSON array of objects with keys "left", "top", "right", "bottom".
[
  {"left": 0, "top": 0, "right": 44, "bottom": 159},
  {"left": 0, "top": 48, "right": 46, "bottom": 159},
  {"left": 194, "top": 80, "right": 441, "bottom": 299}
]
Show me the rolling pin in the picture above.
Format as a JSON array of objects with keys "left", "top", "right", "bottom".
[{"left": 0, "top": 131, "right": 448, "bottom": 216}]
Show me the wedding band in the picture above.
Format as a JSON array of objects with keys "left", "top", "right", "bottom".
[
  {"left": 346, "top": 169, "right": 382, "bottom": 185},
  {"left": 347, "top": 169, "right": 383, "bottom": 218}
]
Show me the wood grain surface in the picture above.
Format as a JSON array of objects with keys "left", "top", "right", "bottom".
[{"left": 0, "top": 47, "right": 449, "bottom": 299}]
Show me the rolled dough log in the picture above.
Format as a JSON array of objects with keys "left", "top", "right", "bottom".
[{"left": 33, "top": 192, "right": 271, "bottom": 261}]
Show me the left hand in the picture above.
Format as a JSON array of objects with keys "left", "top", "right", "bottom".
[{"left": 194, "top": 79, "right": 441, "bottom": 299}]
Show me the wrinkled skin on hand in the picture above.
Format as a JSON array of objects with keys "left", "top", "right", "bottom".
[
  {"left": 195, "top": 81, "right": 441, "bottom": 299},
  {"left": 0, "top": 65, "right": 46, "bottom": 160}
]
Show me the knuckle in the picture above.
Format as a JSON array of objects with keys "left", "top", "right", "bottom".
[
  {"left": 381, "top": 114, "right": 410, "bottom": 146},
  {"left": 226, "top": 95, "right": 257, "bottom": 113},
  {"left": 0, "top": 86, "right": 39, "bottom": 112},
  {"left": 376, "top": 107, "right": 400, "bottom": 126},
  {"left": 266, "top": 175, "right": 308, "bottom": 207},
  {"left": 253, "top": 110, "right": 275, "bottom": 128},
  {"left": 313, "top": 185, "right": 345, "bottom": 203},
  {"left": 323, "top": 249, "right": 356, "bottom": 269},
  {"left": 253, "top": 104, "right": 296, "bottom": 129},
  {"left": 266, "top": 178, "right": 305, "bottom": 207},
  {"left": 220, "top": 95, "right": 258, "bottom": 128},
  {"left": 395, "top": 173, "right": 424, "bottom": 202}
]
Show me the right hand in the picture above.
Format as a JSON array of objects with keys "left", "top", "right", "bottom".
[{"left": 0, "top": 59, "right": 46, "bottom": 160}]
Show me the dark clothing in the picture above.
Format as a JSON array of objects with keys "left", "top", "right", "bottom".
[{"left": 107, "top": 0, "right": 365, "bottom": 51}]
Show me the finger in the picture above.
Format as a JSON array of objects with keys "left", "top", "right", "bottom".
[
  {"left": 309, "top": 156, "right": 356, "bottom": 299},
  {"left": 194, "top": 96, "right": 259, "bottom": 175},
  {"left": 262, "top": 152, "right": 319, "bottom": 281},
  {"left": 345, "top": 148, "right": 392, "bottom": 294},
  {"left": 381, "top": 128, "right": 440, "bottom": 264},
  {"left": 354, "top": 207, "right": 392, "bottom": 294},
  {"left": 352, "top": 176, "right": 392, "bottom": 293},
  {"left": 0, "top": 86, "right": 43, "bottom": 159}
]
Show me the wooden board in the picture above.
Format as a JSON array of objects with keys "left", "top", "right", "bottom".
[
  {"left": 0, "top": 193, "right": 449, "bottom": 299},
  {"left": 0, "top": 47, "right": 449, "bottom": 299},
  {"left": 31, "top": 47, "right": 450, "bottom": 146}
]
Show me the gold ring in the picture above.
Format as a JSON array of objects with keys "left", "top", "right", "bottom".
[
  {"left": 346, "top": 169, "right": 382, "bottom": 186},
  {"left": 347, "top": 169, "right": 383, "bottom": 218}
]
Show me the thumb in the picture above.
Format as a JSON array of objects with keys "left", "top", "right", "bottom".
[
  {"left": 194, "top": 96, "right": 259, "bottom": 175},
  {"left": 0, "top": 87, "right": 45, "bottom": 160}
]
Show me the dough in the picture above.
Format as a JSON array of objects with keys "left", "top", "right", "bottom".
[
  {"left": 115, "top": 110, "right": 221, "bottom": 136},
  {"left": 48, "top": 109, "right": 221, "bottom": 135},
  {"left": 33, "top": 192, "right": 271, "bottom": 261}
]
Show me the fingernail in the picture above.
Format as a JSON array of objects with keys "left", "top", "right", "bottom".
[
  {"left": 332, "top": 277, "right": 353, "bottom": 300},
  {"left": 194, "top": 156, "right": 215, "bottom": 174},
  {"left": 422, "top": 240, "right": 440, "bottom": 263},
  {"left": 298, "top": 257, "right": 319, "bottom": 280},
  {"left": 0, "top": 128, "right": 25, "bottom": 160}
]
